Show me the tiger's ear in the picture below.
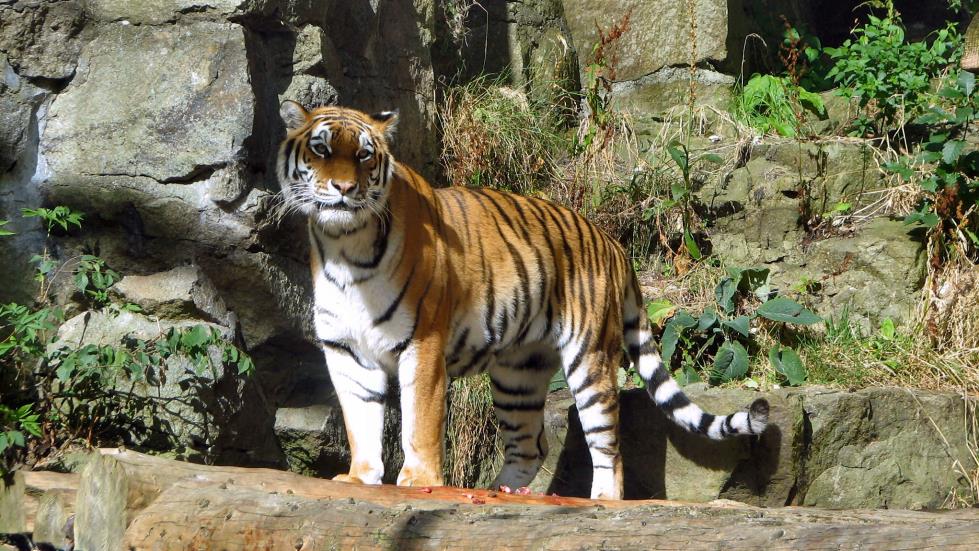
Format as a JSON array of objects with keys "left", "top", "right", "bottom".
[
  {"left": 280, "top": 100, "right": 309, "bottom": 130},
  {"left": 370, "top": 110, "right": 399, "bottom": 141}
]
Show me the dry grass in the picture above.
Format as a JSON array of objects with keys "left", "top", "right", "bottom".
[
  {"left": 444, "top": 374, "right": 500, "bottom": 487},
  {"left": 439, "top": 81, "right": 562, "bottom": 195}
]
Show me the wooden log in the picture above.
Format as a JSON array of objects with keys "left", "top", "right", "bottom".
[
  {"left": 76, "top": 448, "right": 637, "bottom": 550},
  {"left": 0, "top": 472, "right": 25, "bottom": 533},
  {"left": 22, "top": 471, "right": 78, "bottom": 534},
  {"left": 122, "top": 478, "right": 979, "bottom": 550},
  {"left": 32, "top": 489, "right": 76, "bottom": 549}
]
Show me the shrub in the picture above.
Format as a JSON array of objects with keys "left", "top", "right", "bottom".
[{"left": 825, "top": 10, "right": 960, "bottom": 136}]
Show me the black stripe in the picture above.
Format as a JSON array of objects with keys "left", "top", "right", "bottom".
[
  {"left": 583, "top": 423, "right": 615, "bottom": 435},
  {"left": 564, "top": 330, "right": 592, "bottom": 376},
  {"left": 697, "top": 413, "right": 715, "bottom": 435},
  {"left": 490, "top": 377, "right": 538, "bottom": 396},
  {"left": 506, "top": 452, "right": 539, "bottom": 461},
  {"left": 321, "top": 339, "right": 371, "bottom": 369},
  {"left": 577, "top": 391, "right": 610, "bottom": 411},
  {"left": 282, "top": 139, "right": 295, "bottom": 179},
  {"left": 659, "top": 391, "right": 692, "bottom": 412},
  {"left": 341, "top": 211, "right": 391, "bottom": 269},
  {"left": 373, "top": 263, "right": 415, "bottom": 324},
  {"left": 723, "top": 415, "right": 735, "bottom": 436},
  {"left": 646, "top": 365, "right": 670, "bottom": 389},
  {"left": 498, "top": 419, "right": 525, "bottom": 432},
  {"left": 494, "top": 400, "right": 545, "bottom": 412},
  {"left": 624, "top": 317, "right": 640, "bottom": 331}
]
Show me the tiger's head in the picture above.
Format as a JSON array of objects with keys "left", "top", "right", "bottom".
[{"left": 277, "top": 102, "right": 398, "bottom": 230}]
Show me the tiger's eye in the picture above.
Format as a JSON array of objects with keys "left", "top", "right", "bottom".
[
  {"left": 357, "top": 150, "right": 373, "bottom": 162},
  {"left": 311, "top": 142, "right": 330, "bottom": 157}
]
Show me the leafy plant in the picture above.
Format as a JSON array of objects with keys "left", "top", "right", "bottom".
[
  {"left": 0, "top": 219, "right": 14, "bottom": 236},
  {"left": 1, "top": 205, "right": 256, "bottom": 471},
  {"left": 888, "top": 70, "right": 979, "bottom": 258},
  {"left": 825, "top": 10, "right": 960, "bottom": 136},
  {"left": 22, "top": 206, "right": 83, "bottom": 234},
  {"left": 733, "top": 74, "right": 826, "bottom": 137},
  {"left": 74, "top": 254, "right": 122, "bottom": 306},
  {"left": 0, "top": 404, "right": 41, "bottom": 475},
  {"left": 655, "top": 267, "right": 821, "bottom": 386},
  {"left": 665, "top": 142, "right": 723, "bottom": 260}
]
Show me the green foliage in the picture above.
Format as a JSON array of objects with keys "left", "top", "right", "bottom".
[
  {"left": 733, "top": 74, "right": 826, "bottom": 136},
  {"left": 665, "top": 142, "right": 724, "bottom": 260},
  {"left": 656, "top": 267, "right": 820, "bottom": 386},
  {"left": 825, "top": 12, "right": 960, "bottom": 136},
  {"left": 0, "top": 219, "right": 14, "bottom": 236},
  {"left": 0, "top": 404, "right": 41, "bottom": 475},
  {"left": 0, "top": 206, "right": 256, "bottom": 472},
  {"left": 887, "top": 70, "right": 979, "bottom": 257},
  {"left": 22, "top": 206, "right": 83, "bottom": 235},
  {"left": 74, "top": 254, "right": 122, "bottom": 306}
]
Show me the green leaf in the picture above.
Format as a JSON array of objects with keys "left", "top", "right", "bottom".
[
  {"left": 548, "top": 369, "right": 568, "bottom": 392},
  {"left": 957, "top": 70, "right": 975, "bottom": 98},
  {"left": 879, "top": 318, "right": 896, "bottom": 340},
  {"left": 942, "top": 140, "right": 966, "bottom": 165},
  {"left": 757, "top": 297, "right": 822, "bottom": 325},
  {"left": 667, "top": 143, "right": 688, "bottom": 173},
  {"left": 697, "top": 309, "right": 718, "bottom": 332},
  {"left": 715, "top": 277, "right": 737, "bottom": 314},
  {"left": 683, "top": 231, "right": 702, "bottom": 260},
  {"left": 722, "top": 316, "right": 751, "bottom": 338},
  {"left": 769, "top": 346, "right": 807, "bottom": 386},
  {"left": 661, "top": 322, "right": 681, "bottom": 363},
  {"left": 674, "top": 365, "right": 701, "bottom": 386},
  {"left": 671, "top": 310, "right": 698, "bottom": 329},
  {"left": 180, "top": 325, "right": 210, "bottom": 349},
  {"left": 713, "top": 341, "right": 749, "bottom": 382},
  {"left": 796, "top": 87, "right": 827, "bottom": 118},
  {"left": 0, "top": 220, "right": 14, "bottom": 236},
  {"left": 700, "top": 153, "right": 724, "bottom": 165},
  {"left": 646, "top": 299, "right": 676, "bottom": 325}
]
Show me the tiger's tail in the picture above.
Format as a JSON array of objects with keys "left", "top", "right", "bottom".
[{"left": 622, "top": 274, "right": 769, "bottom": 439}]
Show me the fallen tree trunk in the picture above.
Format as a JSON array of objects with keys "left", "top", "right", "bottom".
[
  {"left": 122, "top": 478, "right": 979, "bottom": 550},
  {"left": 75, "top": 448, "right": 621, "bottom": 549},
  {"left": 77, "top": 448, "right": 979, "bottom": 550},
  {"left": 23, "top": 471, "right": 78, "bottom": 534}
]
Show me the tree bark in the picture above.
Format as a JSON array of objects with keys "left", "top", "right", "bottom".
[
  {"left": 123, "top": 479, "right": 979, "bottom": 551},
  {"left": 73, "top": 449, "right": 979, "bottom": 551}
]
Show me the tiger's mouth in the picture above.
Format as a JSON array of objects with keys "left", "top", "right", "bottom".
[{"left": 314, "top": 199, "right": 364, "bottom": 212}]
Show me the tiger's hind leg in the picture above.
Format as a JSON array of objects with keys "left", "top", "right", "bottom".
[
  {"left": 487, "top": 352, "right": 557, "bottom": 491},
  {"left": 562, "top": 336, "right": 623, "bottom": 500}
]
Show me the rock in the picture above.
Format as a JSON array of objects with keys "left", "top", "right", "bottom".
[
  {"left": 41, "top": 20, "right": 252, "bottom": 184},
  {"left": 536, "top": 385, "right": 976, "bottom": 509},
  {"left": 52, "top": 310, "right": 246, "bottom": 460},
  {"left": 83, "top": 0, "right": 241, "bottom": 25},
  {"left": 797, "top": 387, "right": 976, "bottom": 510},
  {"left": 109, "top": 265, "right": 237, "bottom": 328},
  {"left": 0, "top": 0, "right": 85, "bottom": 81},
  {"left": 804, "top": 218, "right": 926, "bottom": 330},
  {"left": 543, "top": 386, "right": 792, "bottom": 504},
  {"left": 273, "top": 393, "right": 404, "bottom": 483},
  {"left": 0, "top": 471, "right": 25, "bottom": 533},
  {"left": 561, "top": 0, "right": 728, "bottom": 83}
]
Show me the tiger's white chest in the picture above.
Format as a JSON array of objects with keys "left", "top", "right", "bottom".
[{"left": 310, "top": 227, "right": 411, "bottom": 373}]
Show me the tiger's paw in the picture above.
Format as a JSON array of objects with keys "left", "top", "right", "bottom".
[
  {"left": 397, "top": 466, "right": 443, "bottom": 488},
  {"left": 332, "top": 473, "right": 365, "bottom": 484}
]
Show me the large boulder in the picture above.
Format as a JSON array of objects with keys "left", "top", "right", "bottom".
[
  {"left": 695, "top": 139, "right": 923, "bottom": 330},
  {"left": 536, "top": 385, "right": 976, "bottom": 509}
]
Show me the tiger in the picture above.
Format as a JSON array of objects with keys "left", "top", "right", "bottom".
[{"left": 276, "top": 101, "right": 769, "bottom": 500}]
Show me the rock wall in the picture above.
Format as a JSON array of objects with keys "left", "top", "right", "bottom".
[{"left": 0, "top": 0, "right": 964, "bottom": 492}]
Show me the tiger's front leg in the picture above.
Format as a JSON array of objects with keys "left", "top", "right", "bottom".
[
  {"left": 396, "top": 338, "right": 448, "bottom": 487},
  {"left": 322, "top": 343, "right": 388, "bottom": 485}
]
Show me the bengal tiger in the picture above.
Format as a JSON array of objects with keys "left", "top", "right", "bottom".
[{"left": 276, "top": 101, "right": 769, "bottom": 500}]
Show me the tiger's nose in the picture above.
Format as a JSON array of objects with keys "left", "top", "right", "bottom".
[{"left": 329, "top": 179, "right": 357, "bottom": 196}]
